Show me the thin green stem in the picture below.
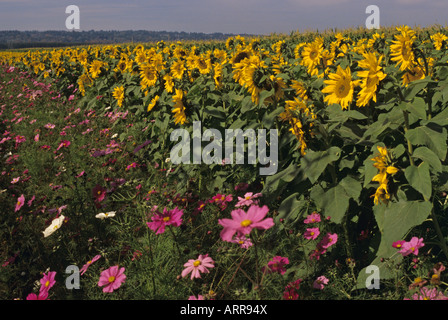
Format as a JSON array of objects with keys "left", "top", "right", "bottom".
[{"left": 430, "top": 207, "right": 448, "bottom": 260}]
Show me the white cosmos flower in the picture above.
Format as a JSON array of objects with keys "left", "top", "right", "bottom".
[
  {"left": 43, "top": 215, "right": 65, "bottom": 238},
  {"left": 95, "top": 211, "right": 116, "bottom": 219}
]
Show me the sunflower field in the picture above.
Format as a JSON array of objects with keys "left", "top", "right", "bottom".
[{"left": 1, "top": 25, "right": 448, "bottom": 301}]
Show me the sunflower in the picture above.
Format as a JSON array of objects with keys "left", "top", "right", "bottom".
[
  {"left": 114, "top": 59, "right": 128, "bottom": 74},
  {"left": 279, "top": 97, "right": 315, "bottom": 156},
  {"left": 147, "top": 95, "right": 159, "bottom": 112},
  {"left": 401, "top": 57, "right": 433, "bottom": 86},
  {"left": 213, "top": 62, "right": 223, "bottom": 89},
  {"left": 172, "top": 89, "right": 187, "bottom": 125},
  {"left": 233, "top": 54, "right": 267, "bottom": 104},
  {"left": 370, "top": 146, "right": 399, "bottom": 205},
  {"left": 89, "top": 60, "right": 107, "bottom": 79},
  {"left": 356, "top": 51, "right": 387, "bottom": 107},
  {"left": 139, "top": 64, "right": 158, "bottom": 91},
  {"left": 322, "top": 65, "right": 354, "bottom": 110},
  {"left": 135, "top": 50, "right": 147, "bottom": 65},
  {"left": 195, "top": 55, "right": 212, "bottom": 75},
  {"left": 290, "top": 80, "right": 309, "bottom": 100},
  {"left": 390, "top": 26, "right": 416, "bottom": 71},
  {"left": 301, "top": 38, "right": 324, "bottom": 76},
  {"left": 163, "top": 74, "right": 174, "bottom": 93},
  {"left": 112, "top": 86, "right": 125, "bottom": 107},
  {"left": 77, "top": 73, "right": 92, "bottom": 96},
  {"left": 171, "top": 59, "right": 186, "bottom": 80},
  {"left": 431, "top": 32, "right": 448, "bottom": 50}
]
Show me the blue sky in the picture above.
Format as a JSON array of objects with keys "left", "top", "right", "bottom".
[{"left": 0, "top": 0, "right": 447, "bottom": 35}]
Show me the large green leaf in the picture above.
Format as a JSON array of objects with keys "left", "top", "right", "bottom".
[
  {"left": 405, "top": 125, "right": 447, "bottom": 161},
  {"left": 398, "top": 97, "right": 427, "bottom": 120},
  {"left": 412, "top": 147, "right": 442, "bottom": 173},
  {"left": 310, "top": 176, "right": 361, "bottom": 224},
  {"left": 300, "top": 146, "right": 341, "bottom": 184},
  {"left": 404, "top": 162, "right": 432, "bottom": 200},
  {"left": 356, "top": 200, "right": 433, "bottom": 289}
]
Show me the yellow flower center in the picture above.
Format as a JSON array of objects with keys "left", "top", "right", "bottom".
[
  {"left": 193, "top": 260, "right": 201, "bottom": 267},
  {"left": 241, "top": 219, "right": 252, "bottom": 227},
  {"left": 108, "top": 276, "right": 115, "bottom": 283},
  {"left": 45, "top": 280, "right": 50, "bottom": 287},
  {"left": 163, "top": 216, "right": 170, "bottom": 222}
]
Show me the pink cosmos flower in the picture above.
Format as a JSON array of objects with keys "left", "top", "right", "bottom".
[
  {"left": 399, "top": 237, "right": 425, "bottom": 257},
  {"left": 193, "top": 200, "right": 207, "bottom": 215},
  {"left": 304, "top": 212, "right": 321, "bottom": 224},
  {"left": 44, "top": 123, "right": 55, "bottom": 129},
  {"left": 313, "top": 276, "right": 329, "bottom": 290},
  {"left": 80, "top": 254, "right": 101, "bottom": 275},
  {"left": 188, "top": 295, "right": 205, "bottom": 300},
  {"left": 15, "top": 194, "right": 25, "bottom": 212},
  {"left": 92, "top": 184, "right": 107, "bottom": 203},
  {"left": 76, "top": 170, "right": 85, "bottom": 178},
  {"left": 27, "top": 195, "right": 35, "bottom": 207},
  {"left": 146, "top": 207, "right": 183, "bottom": 235},
  {"left": 34, "top": 134, "right": 39, "bottom": 142},
  {"left": 283, "top": 279, "right": 302, "bottom": 300},
  {"left": 181, "top": 254, "right": 215, "bottom": 280},
  {"left": 0, "top": 137, "right": 11, "bottom": 144},
  {"left": 210, "top": 193, "right": 233, "bottom": 210},
  {"left": 56, "top": 140, "right": 70, "bottom": 151},
  {"left": 320, "top": 233, "right": 338, "bottom": 249},
  {"left": 15, "top": 135, "right": 26, "bottom": 143},
  {"left": 26, "top": 291, "right": 48, "bottom": 300},
  {"left": 304, "top": 227, "right": 320, "bottom": 240},
  {"left": 230, "top": 234, "right": 253, "bottom": 249},
  {"left": 98, "top": 266, "right": 126, "bottom": 293},
  {"left": 405, "top": 286, "right": 448, "bottom": 300},
  {"left": 218, "top": 205, "right": 274, "bottom": 242},
  {"left": 40, "top": 271, "right": 56, "bottom": 293},
  {"left": 262, "top": 256, "right": 289, "bottom": 275},
  {"left": 235, "top": 192, "right": 262, "bottom": 208},
  {"left": 392, "top": 240, "right": 405, "bottom": 249}
]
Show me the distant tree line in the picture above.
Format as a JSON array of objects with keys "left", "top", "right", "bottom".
[{"left": 0, "top": 30, "right": 250, "bottom": 50}]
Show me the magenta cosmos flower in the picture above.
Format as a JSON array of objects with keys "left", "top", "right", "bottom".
[
  {"left": 14, "top": 194, "right": 25, "bottom": 212},
  {"left": 304, "top": 212, "right": 321, "bottom": 224},
  {"left": 313, "top": 275, "right": 329, "bottom": 290},
  {"left": 146, "top": 207, "right": 183, "bottom": 235},
  {"left": 218, "top": 205, "right": 274, "bottom": 242},
  {"left": 92, "top": 184, "right": 107, "bottom": 203},
  {"left": 210, "top": 193, "right": 233, "bottom": 210},
  {"left": 98, "top": 266, "right": 126, "bottom": 293},
  {"left": 320, "top": 233, "right": 338, "bottom": 249},
  {"left": 399, "top": 237, "right": 425, "bottom": 257},
  {"left": 235, "top": 192, "right": 262, "bottom": 208},
  {"left": 26, "top": 291, "right": 48, "bottom": 300},
  {"left": 304, "top": 227, "right": 320, "bottom": 240},
  {"left": 80, "top": 254, "right": 101, "bottom": 275},
  {"left": 40, "top": 271, "right": 56, "bottom": 293},
  {"left": 181, "top": 254, "right": 215, "bottom": 280},
  {"left": 283, "top": 279, "right": 302, "bottom": 300},
  {"left": 262, "top": 256, "right": 289, "bottom": 275}
]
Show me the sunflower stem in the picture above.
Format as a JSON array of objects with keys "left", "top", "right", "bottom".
[{"left": 396, "top": 86, "right": 415, "bottom": 166}]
